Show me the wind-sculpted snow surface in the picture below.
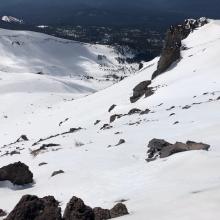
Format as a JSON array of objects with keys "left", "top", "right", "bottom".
[{"left": 0, "top": 20, "right": 220, "bottom": 219}]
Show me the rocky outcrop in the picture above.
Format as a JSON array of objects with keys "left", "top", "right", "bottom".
[
  {"left": 7, "top": 195, "right": 129, "bottom": 220},
  {"left": 130, "top": 80, "right": 153, "bottom": 103},
  {"left": 0, "top": 162, "right": 33, "bottom": 185},
  {"left": 146, "top": 138, "right": 210, "bottom": 161},
  {"left": 152, "top": 18, "right": 208, "bottom": 79},
  {"left": 5, "top": 195, "right": 62, "bottom": 220},
  {"left": 63, "top": 196, "right": 94, "bottom": 220}
]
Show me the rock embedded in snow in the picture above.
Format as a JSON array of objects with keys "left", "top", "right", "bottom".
[
  {"left": 140, "top": 108, "right": 151, "bottom": 115},
  {"left": 0, "top": 209, "right": 7, "bottom": 217},
  {"left": 0, "top": 162, "right": 33, "bottom": 185},
  {"left": 16, "top": 135, "right": 29, "bottom": 142},
  {"left": 147, "top": 139, "right": 210, "bottom": 161},
  {"left": 108, "top": 104, "right": 117, "bottom": 113},
  {"left": 63, "top": 196, "right": 94, "bottom": 220},
  {"left": 116, "top": 139, "right": 126, "bottom": 146},
  {"left": 110, "top": 114, "right": 123, "bottom": 123},
  {"left": 39, "top": 162, "right": 48, "bottom": 167},
  {"left": 6, "top": 195, "right": 62, "bottom": 220},
  {"left": 109, "top": 203, "right": 129, "bottom": 218},
  {"left": 51, "top": 170, "right": 65, "bottom": 177},
  {"left": 128, "top": 108, "right": 142, "bottom": 115},
  {"left": 130, "top": 80, "right": 153, "bottom": 103},
  {"left": 93, "top": 207, "right": 111, "bottom": 220}
]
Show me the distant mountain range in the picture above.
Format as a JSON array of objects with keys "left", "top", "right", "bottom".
[{"left": 0, "top": 0, "right": 219, "bottom": 26}]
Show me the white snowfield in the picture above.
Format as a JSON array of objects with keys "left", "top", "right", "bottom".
[{"left": 0, "top": 20, "right": 220, "bottom": 219}]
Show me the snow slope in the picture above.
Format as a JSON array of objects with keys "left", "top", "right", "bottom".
[
  {"left": 0, "top": 28, "right": 136, "bottom": 96},
  {"left": 0, "top": 20, "right": 220, "bottom": 219}
]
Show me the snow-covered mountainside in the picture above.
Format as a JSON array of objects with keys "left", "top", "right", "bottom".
[
  {"left": 0, "top": 28, "right": 136, "bottom": 96},
  {"left": 0, "top": 19, "right": 220, "bottom": 219},
  {"left": 1, "top": 16, "right": 24, "bottom": 24}
]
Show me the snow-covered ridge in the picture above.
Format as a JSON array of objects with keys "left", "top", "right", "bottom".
[
  {"left": 0, "top": 19, "right": 220, "bottom": 219},
  {"left": 1, "top": 16, "right": 24, "bottom": 24}
]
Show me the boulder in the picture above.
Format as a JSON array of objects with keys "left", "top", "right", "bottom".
[
  {"left": 0, "top": 209, "right": 7, "bottom": 217},
  {"left": 110, "top": 203, "right": 129, "bottom": 218},
  {"left": 146, "top": 139, "right": 171, "bottom": 161},
  {"left": 51, "top": 170, "right": 64, "bottom": 177},
  {"left": 16, "top": 135, "right": 29, "bottom": 142},
  {"left": 140, "top": 109, "right": 150, "bottom": 115},
  {"left": 93, "top": 207, "right": 111, "bottom": 220},
  {"left": 108, "top": 105, "right": 117, "bottom": 113},
  {"left": 110, "top": 114, "right": 123, "bottom": 123},
  {"left": 116, "top": 139, "right": 126, "bottom": 146},
  {"left": 63, "top": 196, "right": 94, "bottom": 220},
  {"left": 147, "top": 139, "right": 210, "bottom": 161},
  {"left": 0, "top": 162, "right": 33, "bottom": 185},
  {"left": 6, "top": 195, "right": 62, "bottom": 220},
  {"left": 128, "top": 108, "right": 142, "bottom": 115},
  {"left": 130, "top": 81, "right": 153, "bottom": 103}
]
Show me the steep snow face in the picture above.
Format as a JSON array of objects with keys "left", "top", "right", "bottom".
[
  {"left": 0, "top": 20, "right": 220, "bottom": 220},
  {"left": 1, "top": 16, "right": 24, "bottom": 24},
  {"left": 0, "top": 28, "right": 136, "bottom": 95}
]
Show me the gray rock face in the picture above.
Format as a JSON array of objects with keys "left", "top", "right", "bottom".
[
  {"left": 63, "top": 196, "right": 94, "bottom": 220},
  {"left": 152, "top": 18, "right": 208, "bottom": 79},
  {"left": 5, "top": 195, "right": 62, "bottom": 220},
  {"left": 110, "top": 203, "right": 129, "bottom": 218},
  {"left": 130, "top": 81, "right": 153, "bottom": 103},
  {"left": 146, "top": 139, "right": 210, "bottom": 161},
  {"left": 0, "top": 162, "right": 33, "bottom": 185}
]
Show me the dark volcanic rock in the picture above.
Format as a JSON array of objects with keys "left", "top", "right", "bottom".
[
  {"left": 186, "top": 141, "right": 210, "bottom": 151},
  {"left": 128, "top": 108, "right": 142, "bottom": 115},
  {"left": 108, "top": 104, "right": 117, "bottom": 113},
  {"left": 0, "top": 162, "right": 33, "bottom": 185},
  {"left": 0, "top": 209, "right": 7, "bottom": 217},
  {"left": 17, "top": 135, "right": 29, "bottom": 142},
  {"left": 6, "top": 195, "right": 62, "bottom": 220},
  {"left": 94, "top": 120, "right": 101, "bottom": 125},
  {"left": 63, "top": 196, "right": 94, "bottom": 220},
  {"left": 110, "top": 114, "right": 123, "bottom": 123},
  {"left": 51, "top": 170, "right": 64, "bottom": 177},
  {"left": 152, "top": 18, "right": 208, "bottom": 79},
  {"left": 147, "top": 139, "right": 210, "bottom": 161},
  {"left": 140, "top": 109, "right": 150, "bottom": 115},
  {"left": 130, "top": 80, "right": 153, "bottom": 103},
  {"left": 146, "top": 139, "right": 171, "bottom": 161},
  {"left": 110, "top": 203, "right": 129, "bottom": 218},
  {"left": 93, "top": 207, "right": 111, "bottom": 220},
  {"left": 100, "top": 124, "right": 113, "bottom": 130},
  {"left": 39, "top": 162, "right": 48, "bottom": 167},
  {"left": 116, "top": 139, "right": 126, "bottom": 146}
]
